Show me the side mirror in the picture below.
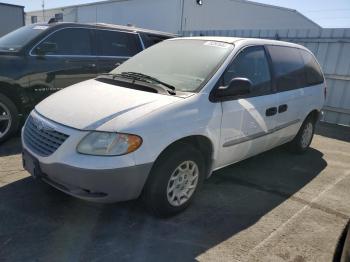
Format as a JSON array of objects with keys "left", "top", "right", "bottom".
[
  {"left": 35, "top": 42, "right": 57, "bottom": 56},
  {"left": 215, "top": 77, "right": 252, "bottom": 99}
]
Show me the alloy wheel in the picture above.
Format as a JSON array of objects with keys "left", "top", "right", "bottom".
[
  {"left": 166, "top": 160, "right": 199, "bottom": 207},
  {"left": 301, "top": 122, "right": 313, "bottom": 148},
  {"left": 0, "top": 102, "right": 12, "bottom": 139}
]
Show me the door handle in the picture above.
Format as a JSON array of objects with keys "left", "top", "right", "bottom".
[
  {"left": 278, "top": 104, "right": 288, "bottom": 113},
  {"left": 65, "top": 60, "right": 96, "bottom": 69},
  {"left": 266, "top": 107, "right": 277, "bottom": 116},
  {"left": 85, "top": 63, "right": 96, "bottom": 69}
]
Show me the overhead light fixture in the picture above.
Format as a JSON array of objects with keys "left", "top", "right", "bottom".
[{"left": 196, "top": 0, "right": 203, "bottom": 5}]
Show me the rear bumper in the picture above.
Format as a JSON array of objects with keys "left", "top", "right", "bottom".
[{"left": 38, "top": 161, "right": 153, "bottom": 203}]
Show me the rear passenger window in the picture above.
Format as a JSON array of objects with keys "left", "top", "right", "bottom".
[
  {"left": 223, "top": 46, "right": 271, "bottom": 95},
  {"left": 95, "top": 30, "right": 142, "bottom": 57},
  {"left": 267, "top": 46, "right": 306, "bottom": 91},
  {"left": 300, "top": 49, "right": 324, "bottom": 86}
]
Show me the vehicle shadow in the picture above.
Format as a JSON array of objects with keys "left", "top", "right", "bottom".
[
  {"left": 0, "top": 147, "right": 327, "bottom": 262},
  {"left": 315, "top": 122, "right": 350, "bottom": 143},
  {"left": 0, "top": 136, "right": 22, "bottom": 157}
]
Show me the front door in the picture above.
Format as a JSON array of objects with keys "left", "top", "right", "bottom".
[
  {"left": 216, "top": 46, "right": 278, "bottom": 169},
  {"left": 29, "top": 27, "right": 97, "bottom": 104}
]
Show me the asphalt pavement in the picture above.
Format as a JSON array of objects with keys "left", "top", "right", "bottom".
[{"left": 0, "top": 122, "right": 349, "bottom": 262}]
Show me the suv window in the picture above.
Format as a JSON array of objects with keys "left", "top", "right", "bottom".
[
  {"left": 223, "top": 46, "right": 271, "bottom": 94},
  {"left": 299, "top": 49, "right": 324, "bottom": 86},
  {"left": 141, "top": 33, "right": 170, "bottom": 48},
  {"left": 267, "top": 45, "right": 306, "bottom": 91},
  {"left": 35, "top": 28, "right": 92, "bottom": 56},
  {"left": 0, "top": 25, "right": 48, "bottom": 52},
  {"left": 95, "top": 30, "right": 142, "bottom": 57}
]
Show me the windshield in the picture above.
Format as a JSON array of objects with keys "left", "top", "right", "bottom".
[
  {"left": 0, "top": 25, "right": 49, "bottom": 51},
  {"left": 111, "top": 39, "right": 234, "bottom": 92}
]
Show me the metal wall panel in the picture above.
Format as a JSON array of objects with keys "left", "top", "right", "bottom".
[
  {"left": 0, "top": 4, "right": 24, "bottom": 37},
  {"left": 26, "top": 0, "right": 321, "bottom": 32},
  {"left": 183, "top": 28, "right": 350, "bottom": 126},
  {"left": 181, "top": 0, "right": 320, "bottom": 31}
]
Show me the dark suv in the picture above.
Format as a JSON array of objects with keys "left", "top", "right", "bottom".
[{"left": 0, "top": 22, "right": 175, "bottom": 142}]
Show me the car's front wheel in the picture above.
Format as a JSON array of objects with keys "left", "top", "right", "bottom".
[
  {"left": 143, "top": 145, "right": 206, "bottom": 217},
  {"left": 0, "top": 94, "right": 19, "bottom": 144}
]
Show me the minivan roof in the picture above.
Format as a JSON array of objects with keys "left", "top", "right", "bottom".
[
  {"left": 34, "top": 22, "right": 178, "bottom": 37},
  {"left": 173, "top": 36, "right": 308, "bottom": 50}
]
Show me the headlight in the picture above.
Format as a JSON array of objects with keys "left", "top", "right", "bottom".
[{"left": 77, "top": 132, "right": 142, "bottom": 156}]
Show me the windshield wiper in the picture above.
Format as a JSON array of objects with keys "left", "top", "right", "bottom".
[
  {"left": 97, "top": 73, "right": 176, "bottom": 95},
  {"left": 121, "top": 71, "right": 176, "bottom": 95}
]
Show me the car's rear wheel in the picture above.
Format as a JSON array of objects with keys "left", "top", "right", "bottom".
[
  {"left": 288, "top": 115, "right": 315, "bottom": 153},
  {"left": 142, "top": 145, "right": 205, "bottom": 217},
  {"left": 0, "top": 94, "right": 19, "bottom": 143},
  {"left": 333, "top": 221, "right": 350, "bottom": 262}
]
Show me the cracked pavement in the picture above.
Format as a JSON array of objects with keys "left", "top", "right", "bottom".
[{"left": 0, "top": 122, "right": 349, "bottom": 262}]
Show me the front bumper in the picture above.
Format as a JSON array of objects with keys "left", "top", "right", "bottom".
[
  {"left": 38, "top": 159, "right": 153, "bottom": 203},
  {"left": 22, "top": 111, "right": 153, "bottom": 203}
]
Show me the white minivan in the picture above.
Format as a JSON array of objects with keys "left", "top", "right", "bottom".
[{"left": 22, "top": 37, "right": 326, "bottom": 216}]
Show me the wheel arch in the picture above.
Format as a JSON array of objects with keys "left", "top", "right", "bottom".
[
  {"left": 305, "top": 109, "right": 321, "bottom": 124},
  {"left": 151, "top": 135, "right": 215, "bottom": 178}
]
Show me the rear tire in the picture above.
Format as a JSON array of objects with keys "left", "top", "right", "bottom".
[
  {"left": 333, "top": 221, "right": 350, "bottom": 262},
  {"left": 142, "top": 145, "right": 206, "bottom": 217},
  {"left": 288, "top": 115, "right": 315, "bottom": 154},
  {"left": 0, "top": 94, "right": 19, "bottom": 144}
]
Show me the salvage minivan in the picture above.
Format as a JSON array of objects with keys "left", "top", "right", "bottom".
[{"left": 22, "top": 37, "right": 326, "bottom": 216}]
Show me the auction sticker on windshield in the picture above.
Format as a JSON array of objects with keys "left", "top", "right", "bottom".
[
  {"left": 33, "top": 26, "right": 49, "bottom": 30},
  {"left": 204, "top": 41, "right": 231, "bottom": 48}
]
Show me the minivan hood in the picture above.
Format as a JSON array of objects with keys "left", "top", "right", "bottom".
[{"left": 35, "top": 79, "right": 184, "bottom": 131}]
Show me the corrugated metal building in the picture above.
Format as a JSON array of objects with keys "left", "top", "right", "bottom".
[
  {"left": 184, "top": 28, "right": 350, "bottom": 126},
  {"left": 25, "top": 0, "right": 320, "bottom": 34},
  {"left": 0, "top": 2, "right": 24, "bottom": 37}
]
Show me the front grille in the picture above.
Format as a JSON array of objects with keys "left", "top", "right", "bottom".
[{"left": 23, "top": 115, "right": 69, "bottom": 157}]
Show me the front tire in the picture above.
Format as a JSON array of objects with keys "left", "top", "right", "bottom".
[
  {"left": 142, "top": 145, "right": 206, "bottom": 217},
  {"left": 288, "top": 115, "right": 315, "bottom": 153},
  {"left": 0, "top": 94, "right": 19, "bottom": 143}
]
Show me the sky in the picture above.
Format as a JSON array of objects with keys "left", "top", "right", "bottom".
[{"left": 3, "top": 0, "right": 350, "bottom": 28}]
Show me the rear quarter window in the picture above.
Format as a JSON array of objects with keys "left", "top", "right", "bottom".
[
  {"left": 299, "top": 49, "right": 324, "bottom": 86},
  {"left": 267, "top": 45, "right": 306, "bottom": 92}
]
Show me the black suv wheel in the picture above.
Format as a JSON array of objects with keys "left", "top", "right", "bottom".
[{"left": 0, "top": 94, "right": 19, "bottom": 143}]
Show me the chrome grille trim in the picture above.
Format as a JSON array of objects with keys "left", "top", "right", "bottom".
[{"left": 23, "top": 115, "right": 69, "bottom": 157}]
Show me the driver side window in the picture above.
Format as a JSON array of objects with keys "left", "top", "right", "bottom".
[
  {"left": 223, "top": 46, "right": 272, "bottom": 95},
  {"left": 35, "top": 28, "right": 92, "bottom": 56}
]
